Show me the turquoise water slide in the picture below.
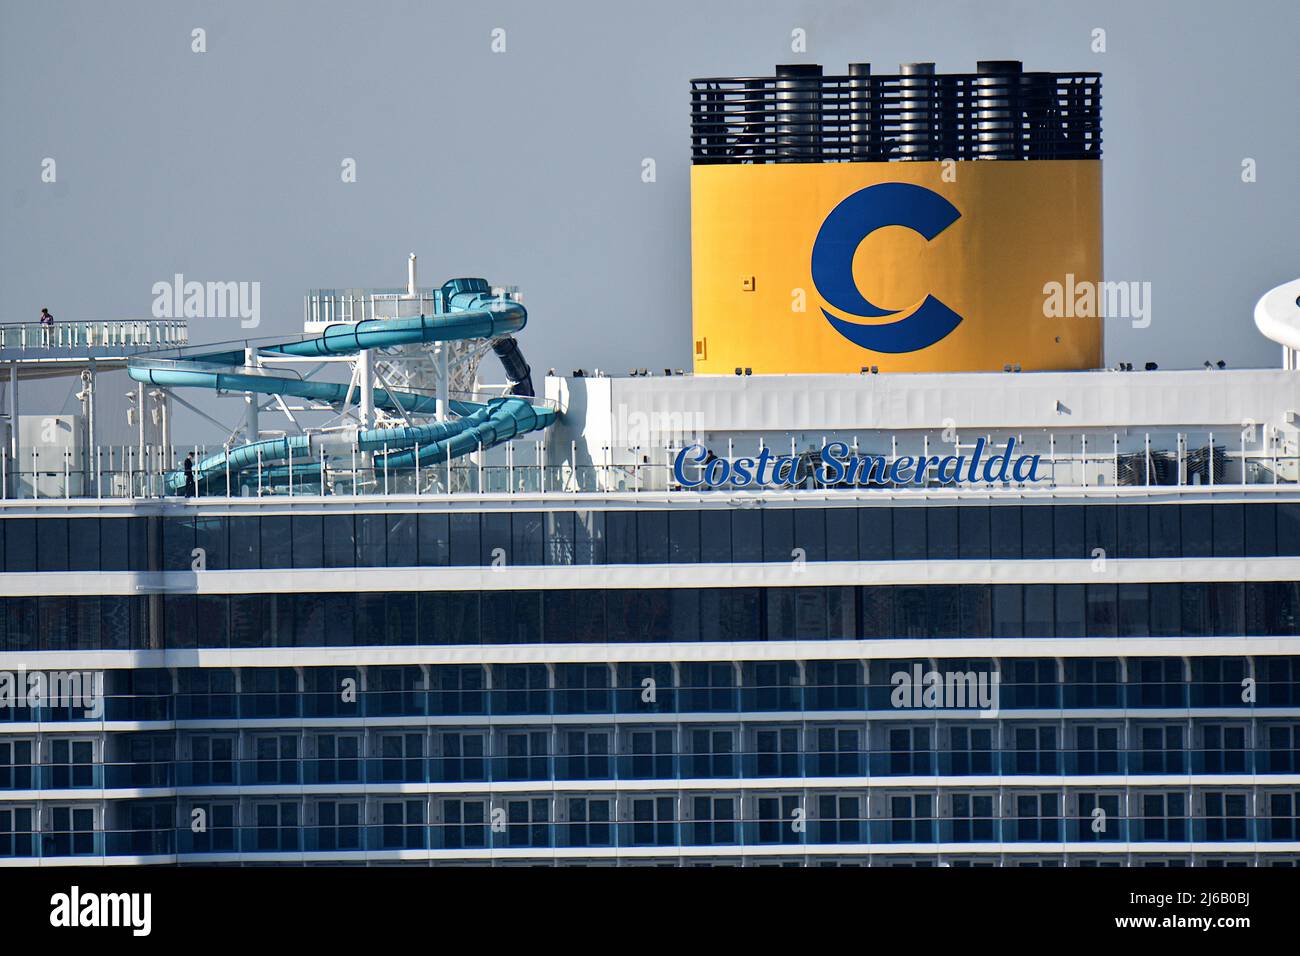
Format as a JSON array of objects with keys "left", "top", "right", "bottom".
[{"left": 127, "top": 278, "right": 556, "bottom": 491}]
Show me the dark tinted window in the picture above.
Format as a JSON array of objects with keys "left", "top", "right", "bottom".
[
  {"left": 669, "top": 511, "right": 700, "bottom": 563},
  {"left": 762, "top": 510, "right": 793, "bottom": 563},
  {"left": 989, "top": 506, "right": 1022, "bottom": 560},
  {"left": 1084, "top": 505, "right": 1116, "bottom": 559},
  {"left": 1243, "top": 504, "right": 1276, "bottom": 557},
  {"left": 229, "top": 517, "right": 261, "bottom": 569},
  {"left": 636, "top": 511, "right": 668, "bottom": 563},
  {"left": 1180, "top": 505, "right": 1212, "bottom": 557},
  {"left": 731, "top": 510, "right": 762, "bottom": 562},
  {"left": 261, "top": 515, "right": 292, "bottom": 568},
  {"left": 387, "top": 513, "right": 418, "bottom": 567},
  {"left": 68, "top": 520, "right": 100, "bottom": 572},
  {"left": 1021, "top": 506, "right": 1053, "bottom": 559},
  {"left": 1211, "top": 504, "right": 1244, "bottom": 557},
  {"left": 927, "top": 509, "right": 958, "bottom": 560},
  {"left": 892, "top": 509, "right": 925, "bottom": 560},
  {"left": 794, "top": 509, "right": 826, "bottom": 562},
  {"left": 1055, "top": 584, "right": 1085, "bottom": 637},
  {"left": 1148, "top": 506, "right": 1180, "bottom": 558},
  {"left": 1116, "top": 506, "right": 1149, "bottom": 558},
  {"left": 604, "top": 512, "right": 636, "bottom": 564},
  {"left": 448, "top": 514, "right": 478, "bottom": 566},
  {"left": 858, "top": 509, "right": 892, "bottom": 561},
  {"left": 958, "top": 507, "right": 990, "bottom": 559},
  {"left": 480, "top": 513, "right": 511, "bottom": 566},
  {"left": 511, "top": 512, "right": 544, "bottom": 567},
  {"left": 1053, "top": 506, "right": 1085, "bottom": 559},
  {"left": 699, "top": 511, "right": 731, "bottom": 563},
  {"left": 290, "top": 515, "right": 322, "bottom": 568}
]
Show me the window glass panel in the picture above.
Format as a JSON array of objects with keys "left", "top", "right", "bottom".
[
  {"left": 604, "top": 512, "right": 636, "bottom": 564},
  {"left": 261, "top": 515, "right": 291, "bottom": 568},
  {"left": 195, "top": 595, "right": 229, "bottom": 648},
  {"left": 544, "top": 590, "right": 604, "bottom": 642},
  {"left": 860, "top": 587, "right": 892, "bottom": 639},
  {"left": 1180, "top": 505, "right": 1212, "bottom": 557},
  {"left": 229, "top": 517, "right": 261, "bottom": 569},
  {"left": 545, "top": 511, "right": 575, "bottom": 566},
  {"left": 927, "top": 509, "right": 958, "bottom": 560},
  {"left": 1084, "top": 506, "right": 1117, "bottom": 559},
  {"left": 575, "top": 511, "right": 605, "bottom": 564},
  {"left": 892, "top": 509, "right": 925, "bottom": 560},
  {"left": 669, "top": 511, "right": 700, "bottom": 563},
  {"left": 4, "top": 519, "right": 35, "bottom": 572},
  {"left": 448, "top": 514, "right": 479, "bottom": 566},
  {"left": 960, "top": 586, "right": 991, "bottom": 637},
  {"left": 356, "top": 514, "right": 386, "bottom": 567},
  {"left": 1243, "top": 504, "right": 1276, "bottom": 557},
  {"left": 194, "top": 517, "right": 228, "bottom": 570},
  {"left": 763, "top": 510, "right": 794, "bottom": 563},
  {"left": 794, "top": 509, "right": 826, "bottom": 562},
  {"left": 290, "top": 515, "right": 322, "bottom": 568},
  {"left": 1118, "top": 583, "right": 1149, "bottom": 636},
  {"left": 294, "top": 593, "right": 324, "bottom": 647},
  {"left": 1180, "top": 583, "right": 1210, "bottom": 637},
  {"left": 480, "top": 513, "right": 511, "bottom": 566},
  {"left": 1116, "top": 505, "right": 1149, "bottom": 558},
  {"left": 989, "top": 506, "right": 1022, "bottom": 560},
  {"left": 67, "top": 520, "right": 100, "bottom": 572},
  {"left": 418, "top": 513, "right": 451, "bottom": 566},
  {"left": 166, "top": 594, "right": 197, "bottom": 649},
  {"left": 700, "top": 511, "right": 731, "bottom": 562},
  {"left": 230, "top": 594, "right": 268, "bottom": 648},
  {"left": 387, "top": 514, "right": 418, "bottom": 567},
  {"left": 161, "top": 517, "right": 194, "bottom": 571},
  {"left": 1085, "top": 584, "right": 1117, "bottom": 637},
  {"left": 1209, "top": 583, "right": 1244, "bottom": 636},
  {"left": 1149, "top": 583, "right": 1181, "bottom": 637},
  {"left": 1023, "top": 585, "right": 1054, "bottom": 637},
  {"left": 1148, "top": 506, "right": 1180, "bottom": 558},
  {"left": 482, "top": 591, "right": 543, "bottom": 644},
  {"left": 731, "top": 510, "right": 762, "bottom": 562},
  {"left": 826, "top": 509, "right": 857, "bottom": 561},
  {"left": 323, "top": 593, "right": 355, "bottom": 646},
  {"left": 512, "top": 515, "right": 543, "bottom": 567},
  {"left": 1053, "top": 506, "right": 1084, "bottom": 558},
  {"left": 858, "top": 509, "right": 892, "bottom": 560},
  {"left": 1056, "top": 584, "right": 1086, "bottom": 637},
  {"left": 958, "top": 507, "right": 990, "bottom": 559},
  {"left": 1212, "top": 505, "right": 1244, "bottom": 557},
  {"left": 1275, "top": 504, "right": 1300, "bottom": 555},
  {"left": 992, "top": 586, "right": 1023, "bottom": 637},
  {"left": 100, "top": 519, "right": 131, "bottom": 571},
  {"left": 636, "top": 512, "right": 668, "bottom": 563},
  {"left": 693, "top": 589, "right": 750, "bottom": 642},
  {"left": 1021, "top": 506, "right": 1053, "bottom": 558},
  {"left": 36, "top": 518, "right": 69, "bottom": 572},
  {"left": 384, "top": 592, "right": 417, "bottom": 645}
]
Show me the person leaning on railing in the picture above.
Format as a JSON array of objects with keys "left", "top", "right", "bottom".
[{"left": 38, "top": 307, "right": 54, "bottom": 347}]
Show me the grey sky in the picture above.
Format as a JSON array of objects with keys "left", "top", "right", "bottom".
[{"left": 2, "top": 0, "right": 1297, "bottom": 436}]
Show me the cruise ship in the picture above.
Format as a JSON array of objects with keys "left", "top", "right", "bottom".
[{"left": 2, "top": 60, "right": 1299, "bottom": 868}]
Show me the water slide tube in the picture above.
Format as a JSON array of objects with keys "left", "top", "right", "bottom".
[{"left": 127, "top": 278, "right": 556, "bottom": 491}]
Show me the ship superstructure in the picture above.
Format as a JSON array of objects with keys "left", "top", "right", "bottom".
[{"left": 1, "top": 61, "right": 1299, "bottom": 866}]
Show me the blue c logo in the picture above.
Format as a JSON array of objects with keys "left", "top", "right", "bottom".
[{"left": 811, "top": 182, "right": 962, "bottom": 353}]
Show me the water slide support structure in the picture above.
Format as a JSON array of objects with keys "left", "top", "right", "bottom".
[{"left": 127, "top": 277, "right": 555, "bottom": 493}]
